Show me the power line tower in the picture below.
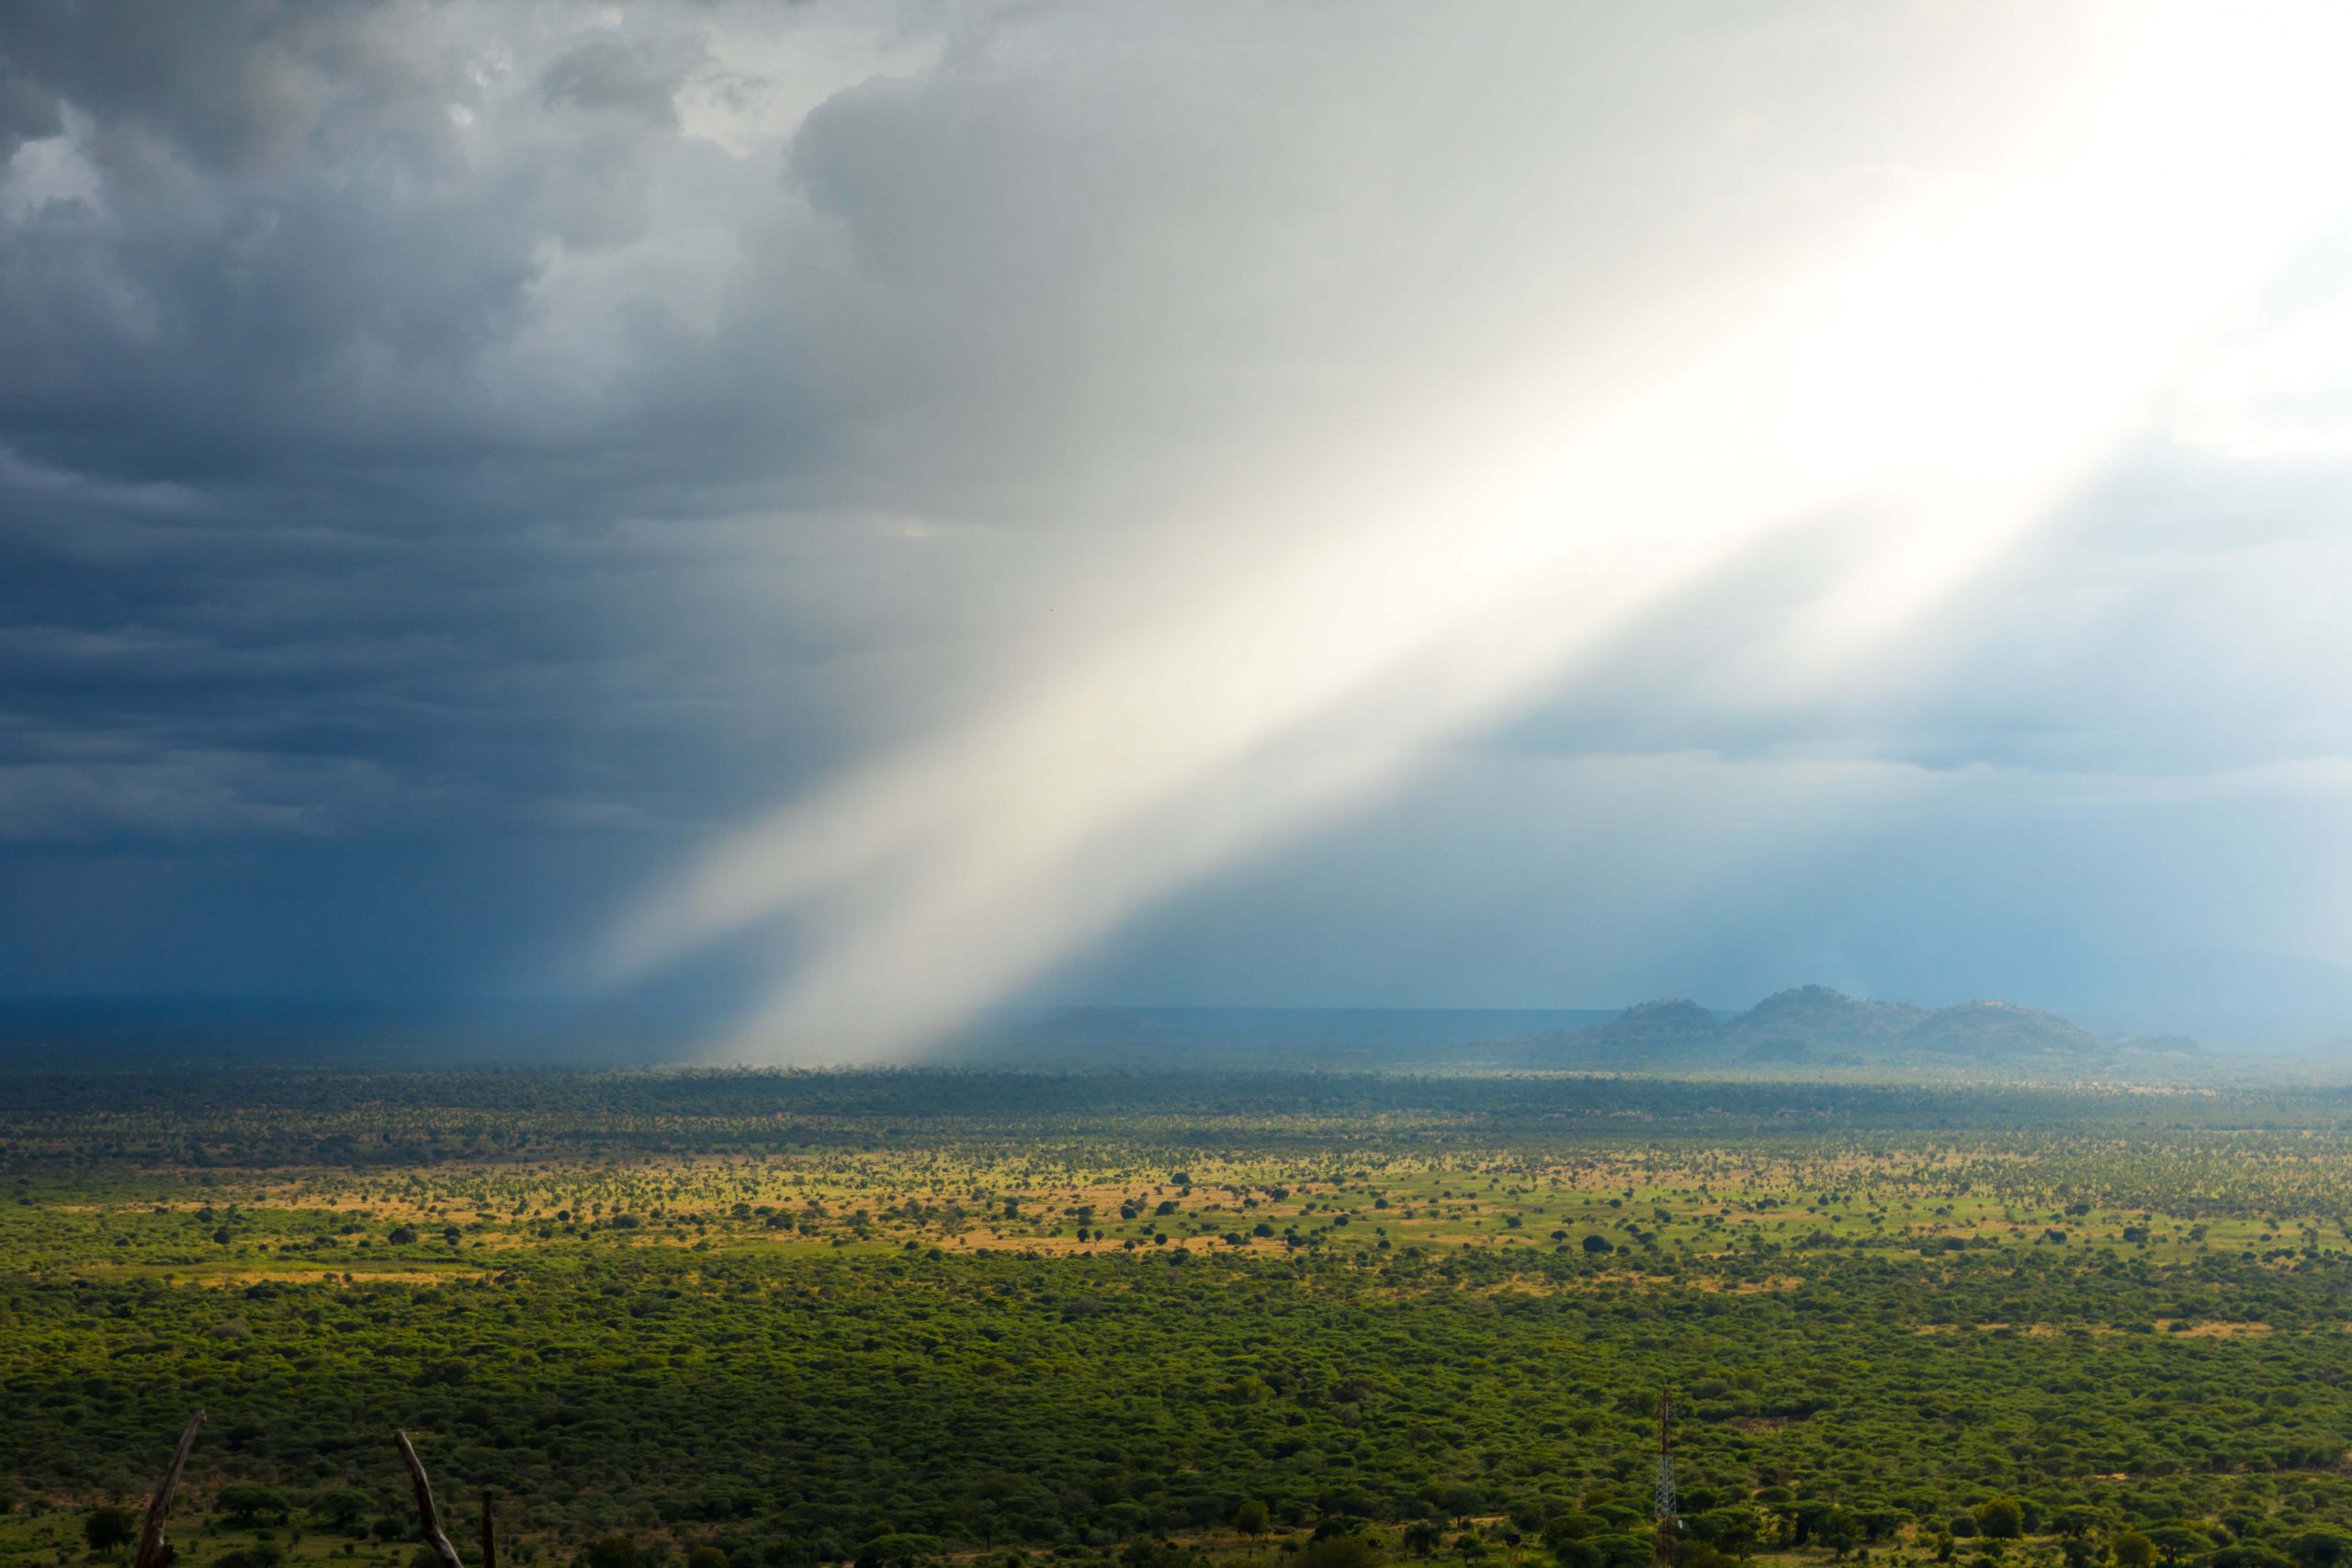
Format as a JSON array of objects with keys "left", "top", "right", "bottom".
[{"left": 1653, "top": 1387, "right": 1679, "bottom": 1567}]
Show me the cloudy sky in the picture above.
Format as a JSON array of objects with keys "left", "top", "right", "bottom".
[{"left": 4, "top": 1, "right": 2351, "bottom": 1059}]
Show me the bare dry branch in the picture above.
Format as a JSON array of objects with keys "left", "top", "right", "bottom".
[
  {"left": 395, "top": 1430, "right": 466, "bottom": 1568},
  {"left": 133, "top": 1412, "right": 205, "bottom": 1568}
]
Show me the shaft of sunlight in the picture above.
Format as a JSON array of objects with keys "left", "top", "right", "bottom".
[{"left": 607, "top": 3, "right": 2352, "bottom": 1062}]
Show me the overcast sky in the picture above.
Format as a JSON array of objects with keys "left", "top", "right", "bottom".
[{"left": 4, "top": 2, "right": 2350, "bottom": 1058}]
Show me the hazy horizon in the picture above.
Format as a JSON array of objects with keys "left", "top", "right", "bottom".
[{"left": 0, "top": 984, "right": 2336, "bottom": 1073}]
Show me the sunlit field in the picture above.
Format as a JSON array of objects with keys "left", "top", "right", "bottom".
[{"left": 8, "top": 1072, "right": 2352, "bottom": 1568}]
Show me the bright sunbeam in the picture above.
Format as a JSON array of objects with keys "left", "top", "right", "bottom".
[{"left": 609, "top": 3, "right": 2352, "bottom": 1062}]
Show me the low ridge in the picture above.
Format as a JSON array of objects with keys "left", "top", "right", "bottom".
[{"left": 1546, "top": 987, "right": 2186, "bottom": 1073}]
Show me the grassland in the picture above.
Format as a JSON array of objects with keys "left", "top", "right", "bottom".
[{"left": 6, "top": 1071, "right": 2352, "bottom": 1568}]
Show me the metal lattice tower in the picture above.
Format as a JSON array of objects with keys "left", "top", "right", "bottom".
[{"left": 1653, "top": 1388, "right": 1679, "bottom": 1566}]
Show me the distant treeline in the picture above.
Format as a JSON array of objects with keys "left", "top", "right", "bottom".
[{"left": 6, "top": 1067, "right": 2352, "bottom": 1171}]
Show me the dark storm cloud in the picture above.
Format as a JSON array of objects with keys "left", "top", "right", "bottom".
[
  {"left": 0, "top": 0, "right": 1449, "bottom": 856},
  {"left": 3, "top": 18, "right": 567, "bottom": 483},
  {"left": 0, "top": 4, "right": 810, "bottom": 861},
  {"left": 1, "top": 2, "right": 2346, "bottom": 1040},
  {"left": 0, "top": 54, "right": 62, "bottom": 164},
  {"left": 542, "top": 28, "right": 702, "bottom": 125},
  {"left": 0, "top": 2, "right": 1145, "bottom": 1008}
]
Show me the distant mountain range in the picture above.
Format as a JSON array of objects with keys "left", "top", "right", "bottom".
[
  {"left": 950, "top": 987, "right": 2209, "bottom": 1076},
  {"left": 1530, "top": 985, "right": 2201, "bottom": 1073},
  {"left": 0, "top": 989, "right": 2239, "bottom": 1076}
]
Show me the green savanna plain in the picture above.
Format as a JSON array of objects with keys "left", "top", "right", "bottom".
[{"left": 7, "top": 1072, "right": 2352, "bottom": 1568}]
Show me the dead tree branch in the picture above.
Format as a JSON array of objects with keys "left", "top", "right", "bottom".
[
  {"left": 395, "top": 1430, "right": 466, "bottom": 1568},
  {"left": 132, "top": 1412, "right": 205, "bottom": 1568}
]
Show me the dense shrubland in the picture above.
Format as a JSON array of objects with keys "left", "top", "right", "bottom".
[{"left": 6, "top": 1072, "right": 2352, "bottom": 1568}]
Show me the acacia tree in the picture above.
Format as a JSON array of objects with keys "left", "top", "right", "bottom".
[
  {"left": 216, "top": 1487, "right": 292, "bottom": 1529},
  {"left": 85, "top": 1507, "right": 136, "bottom": 1557},
  {"left": 311, "top": 1493, "right": 370, "bottom": 1534},
  {"left": 1975, "top": 1500, "right": 2024, "bottom": 1541}
]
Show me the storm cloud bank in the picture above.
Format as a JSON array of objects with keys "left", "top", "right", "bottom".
[{"left": 4, "top": 3, "right": 2350, "bottom": 1055}]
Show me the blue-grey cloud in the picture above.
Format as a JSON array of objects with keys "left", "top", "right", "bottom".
[{"left": 2, "top": 2, "right": 2348, "bottom": 1049}]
